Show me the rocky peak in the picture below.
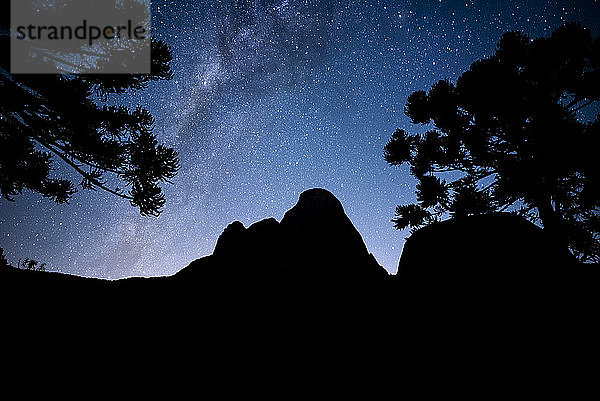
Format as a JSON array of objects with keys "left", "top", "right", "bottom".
[
  {"left": 282, "top": 188, "right": 346, "bottom": 220},
  {"left": 185, "top": 188, "right": 387, "bottom": 281}
]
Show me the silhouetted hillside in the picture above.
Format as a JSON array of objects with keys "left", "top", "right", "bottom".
[
  {"left": 397, "top": 214, "right": 576, "bottom": 288},
  {"left": 0, "top": 189, "right": 387, "bottom": 295},
  {"left": 1, "top": 189, "right": 595, "bottom": 305},
  {"left": 397, "top": 215, "right": 597, "bottom": 312},
  {"left": 176, "top": 188, "right": 387, "bottom": 284}
]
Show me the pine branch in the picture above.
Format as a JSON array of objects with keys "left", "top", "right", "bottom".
[
  {"left": 570, "top": 99, "right": 596, "bottom": 113},
  {"left": 52, "top": 140, "right": 123, "bottom": 174},
  {"left": 33, "top": 137, "right": 132, "bottom": 200}
]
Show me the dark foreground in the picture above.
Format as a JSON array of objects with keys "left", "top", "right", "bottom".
[
  {"left": 1, "top": 191, "right": 596, "bottom": 390},
  {"left": 1, "top": 189, "right": 596, "bottom": 309}
]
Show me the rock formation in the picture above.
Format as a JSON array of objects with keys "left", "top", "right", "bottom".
[
  {"left": 177, "top": 188, "right": 388, "bottom": 283},
  {"left": 395, "top": 213, "right": 577, "bottom": 297}
]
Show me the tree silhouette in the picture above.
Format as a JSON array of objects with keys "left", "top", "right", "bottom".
[
  {"left": 0, "top": 248, "right": 9, "bottom": 268},
  {"left": 0, "top": 1, "right": 179, "bottom": 216},
  {"left": 18, "top": 258, "right": 46, "bottom": 272},
  {"left": 384, "top": 22, "right": 600, "bottom": 262}
]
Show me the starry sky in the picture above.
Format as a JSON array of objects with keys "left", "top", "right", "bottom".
[{"left": 2, "top": 0, "right": 600, "bottom": 278}]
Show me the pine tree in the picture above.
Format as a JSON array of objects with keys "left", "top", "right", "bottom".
[
  {"left": 0, "top": 1, "right": 179, "bottom": 216},
  {"left": 384, "top": 23, "right": 600, "bottom": 262}
]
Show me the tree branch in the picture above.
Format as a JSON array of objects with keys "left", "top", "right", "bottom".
[
  {"left": 570, "top": 99, "right": 596, "bottom": 113},
  {"left": 52, "top": 140, "right": 123, "bottom": 174},
  {"left": 33, "top": 137, "right": 132, "bottom": 200}
]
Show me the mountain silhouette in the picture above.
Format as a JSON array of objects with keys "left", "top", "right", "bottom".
[
  {"left": 175, "top": 188, "right": 388, "bottom": 284},
  {"left": 1, "top": 188, "right": 593, "bottom": 304},
  {"left": 0, "top": 189, "right": 387, "bottom": 295},
  {"left": 2, "top": 198, "right": 592, "bottom": 384}
]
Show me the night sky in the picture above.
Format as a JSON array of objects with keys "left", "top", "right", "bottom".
[{"left": 2, "top": 0, "right": 600, "bottom": 278}]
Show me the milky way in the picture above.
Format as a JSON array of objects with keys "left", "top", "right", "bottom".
[{"left": 2, "top": 0, "right": 600, "bottom": 278}]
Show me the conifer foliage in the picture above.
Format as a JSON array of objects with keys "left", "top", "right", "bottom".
[
  {"left": 0, "top": 2, "right": 179, "bottom": 216},
  {"left": 385, "top": 23, "right": 600, "bottom": 261}
]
